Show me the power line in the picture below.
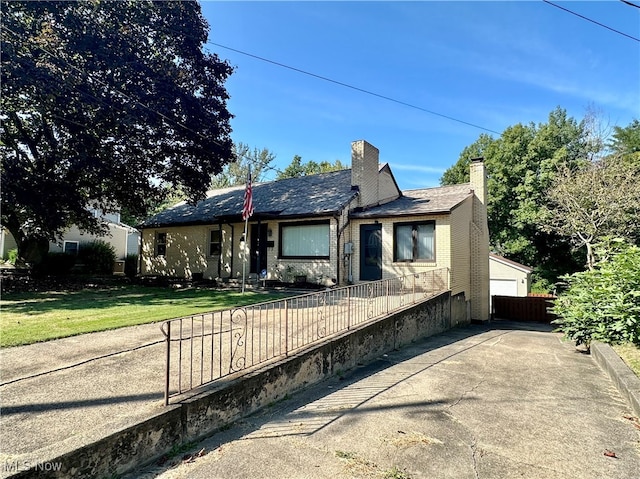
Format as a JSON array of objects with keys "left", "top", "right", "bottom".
[
  {"left": 1, "top": 24, "right": 332, "bottom": 189},
  {"left": 1, "top": 24, "right": 223, "bottom": 146},
  {"left": 620, "top": 0, "right": 640, "bottom": 10},
  {"left": 543, "top": 0, "right": 640, "bottom": 42},
  {"left": 207, "top": 41, "right": 502, "bottom": 136}
]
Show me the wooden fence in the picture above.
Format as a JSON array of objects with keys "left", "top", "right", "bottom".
[{"left": 492, "top": 295, "right": 557, "bottom": 323}]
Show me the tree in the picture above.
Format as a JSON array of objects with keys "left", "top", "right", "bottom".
[
  {"left": 543, "top": 148, "right": 640, "bottom": 270},
  {"left": 441, "top": 107, "right": 596, "bottom": 286},
  {"left": 276, "top": 156, "right": 346, "bottom": 179},
  {"left": 1, "top": 1, "right": 234, "bottom": 266},
  {"left": 439, "top": 133, "right": 496, "bottom": 185},
  {"left": 210, "top": 143, "right": 276, "bottom": 188},
  {"left": 608, "top": 119, "right": 640, "bottom": 158}
]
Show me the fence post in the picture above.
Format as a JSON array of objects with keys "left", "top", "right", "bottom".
[
  {"left": 347, "top": 288, "right": 351, "bottom": 330},
  {"left": 412, "top": 274, "right": 416, "bottom": 303},
  {"left": 162, "top": 321, "right": 171, "bottom": 406},
  {"left": 284, "top": 300, "right": 289, "bottom": 357},
  {"left": 386, "top": 279, "right": 390, "bottom": 314}
]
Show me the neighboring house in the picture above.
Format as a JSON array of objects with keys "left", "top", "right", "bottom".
[
  {"left": 140, "top": 140, "right": 490, "bottom": 322},
  {"left": 489, "top": 253, "right": 533, "bottom": 298},
  {"left": 1, "top": 210, "right": 140, "bottom": 269},
  {"left": 47, "top": 210, "right": 140, "bottom": 262}
]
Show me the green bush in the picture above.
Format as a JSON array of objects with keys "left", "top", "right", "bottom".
[
  {"left": 124, "top": 254, "right": 138, "bottom": 278},
  {"left": 552, "top": 241, "right": 640, "bottom": 347},
  {"left": 35, "top": 252, "right": 76, "bottom": 276},
  {"left": 78, "top": 240, "right": 116, "bottom": 274},
  {"left": 7, "top": 248, "right": 18, "bottom": 265}
]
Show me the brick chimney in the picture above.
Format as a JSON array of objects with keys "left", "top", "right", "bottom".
[
  {"left": 469, "top": 157, "right": 486, "bottom": 205},
  {"left": 351, "top": 140, "right": 379, "bottom": 208},
  {"left": 468, "top": 156, "right": 490, "bottom": 323}
]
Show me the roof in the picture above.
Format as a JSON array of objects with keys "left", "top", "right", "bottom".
[
  {"left": 350, "top": 184, "right": 473, "bottom": 218},
  {"left": 140, "top": 169, "right": 357, "bottom": 228},
  {"left": 489, "top": 253, "right": 533, "bottom": 273}
]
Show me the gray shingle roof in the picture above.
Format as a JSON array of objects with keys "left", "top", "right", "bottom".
[
  {"left": 350, "top": 184, "right": 473, "bottom": 218},
  {"left": 140, "top": 169, "right": 357, "bottom": 228}
]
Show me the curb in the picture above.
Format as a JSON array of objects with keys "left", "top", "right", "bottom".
[{"left": 591, "top": 341, "right": 640, "bottom": 418}]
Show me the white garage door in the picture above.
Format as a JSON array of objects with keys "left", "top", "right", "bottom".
[{"left": 490, "top": 279, "right": 518, "bottom": 297}]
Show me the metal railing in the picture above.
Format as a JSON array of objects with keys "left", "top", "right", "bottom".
[{"left": 161, "top": 268, "right": 449, "bottom": 405}]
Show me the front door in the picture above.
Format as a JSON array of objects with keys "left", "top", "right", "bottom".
[
  {"left": 360, "top": 224, "right": 382, "bottom": 281},
  {"left": 250, "top": 224, "right": 268, "bottom": 275}
]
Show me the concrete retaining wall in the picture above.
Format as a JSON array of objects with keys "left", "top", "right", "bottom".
[{"left": 15, "top": 291, "right": 465, "bottom": 478}]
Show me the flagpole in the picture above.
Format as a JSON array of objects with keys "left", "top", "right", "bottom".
[
  {"left": 241, "top": 166, "right": 253, "bottom": 295},
  {"left": 242, "top": 214, "right": 248, "bottom": 294}
]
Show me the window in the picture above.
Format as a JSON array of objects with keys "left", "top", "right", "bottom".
[
  {"left": 209, "top": 229, "right": 221, "bottom": 256},
  {"left": 155, "top": 232, "right": 167, "bottom": 257},
  {"left": 394, "top": 221, "right": 435, "bottom": 262},
  {"left": 63, "top": 241, "right": 79, "bottom": 255},
  {"left": 279, "top": 221, "right": 330, "bottom": 258}
]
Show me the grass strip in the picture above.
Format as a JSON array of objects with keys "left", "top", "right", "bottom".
[{"left": 0, "top": 286, "right": 289, "bottom": 348}]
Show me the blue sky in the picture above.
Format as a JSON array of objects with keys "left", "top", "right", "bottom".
[{"left": 200, "top": 1, "right": 640, "bottom": 189}]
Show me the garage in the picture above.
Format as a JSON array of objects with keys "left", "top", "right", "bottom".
[{"left": 490, "top": 278, "right": 518, "bottom": 297}]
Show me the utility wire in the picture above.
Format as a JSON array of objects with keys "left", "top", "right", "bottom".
[
  {"left": 3, "top": 16, "right": 496, "bottom": 189},
  {"left": 1, "top": 24, "right": 335, "bottom": 189},
  {"left": 620, "top": 0, "right": 640, "bottom": 10},
  {"left": 543, "top": 0, "right": 640, "bottom": 42},
  {"left": 207, "top": 41, "right": 501, "bottom": 136},
  {"left": 1, "top": 24, "right": 220, "bottom": 145}
]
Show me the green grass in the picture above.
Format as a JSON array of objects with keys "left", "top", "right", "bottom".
[
  {"left": 0, "top": 285, "right": 289, "bottom": 348},
  {"left": 613, "top": 343, "right": 640, "bottom": 378}
]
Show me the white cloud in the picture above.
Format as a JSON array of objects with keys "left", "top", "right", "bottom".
[{"left": 390, "top": 163, "right": 446, "bottom": 174}]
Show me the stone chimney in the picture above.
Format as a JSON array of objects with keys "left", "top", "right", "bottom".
[
  {"left": 351, "top": 140, "right": 379, "bottom": 208},
  {"left": 469, "top": 157, "right": 486, "bottom": 205}
]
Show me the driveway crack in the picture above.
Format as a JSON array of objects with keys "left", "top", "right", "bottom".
[{"left": 448, "top": 379, "right": 484, "bottom": 409}]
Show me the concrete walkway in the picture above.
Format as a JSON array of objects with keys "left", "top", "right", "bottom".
[
  {"left": 128, "top": 323, "right": 640, "bottom": 479},
  {"left": 0, "top": 321, "right": 168, "bottom": 477},
  {"left": 1, "top": 321, "right": 639, "bottom": 478}
]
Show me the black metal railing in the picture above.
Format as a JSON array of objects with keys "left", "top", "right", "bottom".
[{"left": 161, "top": 268, "right": 449, "bottom": 405}]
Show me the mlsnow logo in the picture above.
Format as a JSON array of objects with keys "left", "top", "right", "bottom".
[{"left": 2, "top": 459, "right": 63, "bottom": 472}]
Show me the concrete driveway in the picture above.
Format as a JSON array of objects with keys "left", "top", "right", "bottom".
[{"left": 128, "top": 322, "right": 640, "bottom": 479}]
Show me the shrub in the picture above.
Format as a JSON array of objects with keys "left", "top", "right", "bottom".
[
  {"left": 78, "top": 240, "right": 116, "bottom": 274},
  {"left": 35, "top": 252, "right": 76, "bottom": 276},
  {"left": 7, "top": 248, "right": 18, "bottom": 265},
  {"left": 124, "top": 254, "right": 138, "bottom": 278},
  {"left": 552, "top": 241, "right": 640, "bottom": 348}
]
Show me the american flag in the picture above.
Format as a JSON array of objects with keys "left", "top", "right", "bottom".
[{"left": 242, "top": 170, "right": 254, "bottom": 220}]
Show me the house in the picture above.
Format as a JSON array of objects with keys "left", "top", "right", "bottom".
[
  {"left": 489, "top": 253, "right": 533, "bottom": 298},
  {"left": 1, "top": 210, "right": 140, "bottom": 272},
  {"left": 140, "top": 140, "right": 490, "bottom": 322}
]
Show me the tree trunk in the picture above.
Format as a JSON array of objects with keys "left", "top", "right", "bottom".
[
  {"left": 585, "top": 242, "right": 595, "bottom": 271},
  {"left": 5, "top": 224, "right": 50, "bottom": 268}
]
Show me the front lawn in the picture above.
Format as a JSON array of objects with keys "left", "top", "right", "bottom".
[{"left": 0, "top": 285, "right": 290, "bottom": 348}]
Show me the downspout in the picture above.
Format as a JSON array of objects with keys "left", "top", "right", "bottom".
[
  {"left": 334, "top": 214, "right": 341, "bottom": 285},
  {"left": 227, "top": 223, "right": 235, "bottom": 280},
  {"left": 137, "top": 229, "right": 144, "bottom": 276},
  {"left": 335, "top": 211, "right": 352, "bottom": 286},
  {"left": 217, "top": 219, "right": 223, "bottom": 278}
]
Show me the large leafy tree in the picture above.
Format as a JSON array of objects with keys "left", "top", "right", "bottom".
[
  {"left": 441, "top": 107, "right": 595, "bottom": 286},
  {"left": 609, "top": 119, "right": 640, "bottom": 158},
  {"left": 543, "top": 121, "right": 640, "bottom": 269},
  {"left": 276, "top": 155, "right": 347, "bottom": 179},
  {"left": 1, "top": 0, "right": 234, "bottom": 265},
  {"left": 210, "top": 142, "right": 276, "bottom": 189}
]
